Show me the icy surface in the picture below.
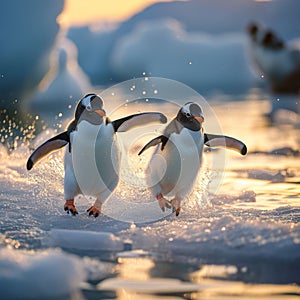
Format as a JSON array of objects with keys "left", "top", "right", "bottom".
[
  {"left": 0, "top": 248, "right": 85, "bottom": 299},
  {"left": 0, "top": 95, "right": 300, "bottom": 299},
  {"left": 46, "top": 229, "right": 124, "bottom": 252},
  {"left": 0, "top": 0, "right": 63, "bottom": 104},
  {"left": 68, "top": 0, "right": 300, "bottom": 89},
  {"left": 111, "top": 20, "right": 255, "bottom": 92}
]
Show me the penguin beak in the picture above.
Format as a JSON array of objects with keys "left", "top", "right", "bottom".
[
  {"left": 94, "top": 109, "right": 106, "bottom": 117},
  {"left": 194, "top": 115, "right": 204, "bottom": 123}
]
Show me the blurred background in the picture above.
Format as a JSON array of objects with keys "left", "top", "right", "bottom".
[{"left": 1, "top": 0, "right": 300, "bottom": 145}]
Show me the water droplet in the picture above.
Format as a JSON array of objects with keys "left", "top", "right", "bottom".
[
  {"left": 130, "top": 222, "right": 136, "bottom": 230},
  {"left": 153, "top": 89, "right": 158, "bottom": 94}
]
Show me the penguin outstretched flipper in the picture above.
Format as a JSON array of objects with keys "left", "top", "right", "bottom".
[
  {"left": 138, "top": 135, "right": 169, "bottom": 156},
  {"left": 26, "top": 131, "right": 69, "bottom": 170},
  {"left": 112, "top": 112, "right": 167, "bottom": 133},
  {"left": 204, "top": 133, "right": 247, "bottom": 155}
]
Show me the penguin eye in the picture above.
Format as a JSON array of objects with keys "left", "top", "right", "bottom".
[
  {"left": 185, "top": 112, "right": 191, "bottom": 118},
  {"left": 86, "top": 105, "right": 92, "bottom": 112}
]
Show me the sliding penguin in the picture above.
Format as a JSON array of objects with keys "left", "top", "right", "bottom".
[
  {"left": 27, "top": 93, "right": 167, "bottom": 217},
  {"left": 138, "top": 102, "right": 247, "bottom": 216}
]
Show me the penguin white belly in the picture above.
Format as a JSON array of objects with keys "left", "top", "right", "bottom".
[
  {"left": 253, "top": 46, "right": 295, "bottom": 80},
  {"left": 71, "top": 121, "right": 121, "bottom": 199},
  {"left": 149, "top": 129, "right": 204, "bottom": 198}
]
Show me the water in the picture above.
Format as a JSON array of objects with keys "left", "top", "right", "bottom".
[{"left": 0, "top": 88, "right": 299, "bottom": 299}]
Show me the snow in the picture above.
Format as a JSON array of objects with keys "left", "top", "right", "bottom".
[
  {"left": 111, "top": 19, "right": 255, "bottom": 93},
  {"left": 119, "top": 0, "right": 300, "bottom": 39},
  {"left": 46, "top": 229, "right": 124, "bottom": 252},
  {"left": 0, "top": 0, "right": 64, "bottom": 107},
  {"left": 0, "top": 95, "right": 299, "bottom": 293},
  {"left": 0, "top": 0, "right": 300, "bottom": 297},
  {"left": 99, "top": 277, "right": 201, "bottom": 294},
  {"left": 0, "top": 248, "right": 85, "bottom": 299},
  {"left": 27, "top": 38, "right": 92, "bottom": 123},
  {"left": 67, "top": 0, "right": 300, "bottom": 90}
]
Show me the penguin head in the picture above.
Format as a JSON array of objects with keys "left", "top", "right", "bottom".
[
  {"left": 247, "top": 22, "right": 284, "bottom": 50},
  {"left": 75, "top": 93, "right": 106, "bottom": 125},
  {"left": 262, "top": 31, "right": 284, "bottom": 50},
  {"left": 177, "top": 102, "right": 204, "bottom": 131},
  {"left": 247, "top": 22, "right": 259, "bottom": 41}
]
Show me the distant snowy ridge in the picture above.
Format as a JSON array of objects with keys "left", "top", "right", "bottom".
[
  {"left": 68, "top": 0, "right": 300, "bottom": 91},
  {"left": 111, "top": 19, "right": 255, "bottom": 93}
]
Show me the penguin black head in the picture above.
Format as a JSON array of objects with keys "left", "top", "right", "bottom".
[
  {"left": 247, "top": 22, "right": 259, "bottom": 41},
  {"left": 75, "top": 93, "right": 106, "bottom": 125},
  {"left": 247, "top": 22, "right": 285, "bottom": 50},
  {"left": 177, "top": 102, "right": 204, "bottom": 131},
  {"left": 262, "top": 30, "right": 285, "bottom": 50}
]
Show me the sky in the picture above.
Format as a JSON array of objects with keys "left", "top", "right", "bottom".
[{"left": 58, "top": 0, "right": 172, "bottom": 27}]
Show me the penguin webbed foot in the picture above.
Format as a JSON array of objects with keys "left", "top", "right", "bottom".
[
  {"left": 86, "top": 206, "right": 101, "bottom": 218},
  {"left": 170, "top": 198, "right": 181, "bottom": 216},
  {"left": 64, "top": 199, "right": 78, "bottom": 216},
  {"left": 156, "top": 193, "right": 171, "bottom": 212}
]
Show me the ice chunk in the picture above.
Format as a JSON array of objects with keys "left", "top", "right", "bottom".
[
  {"left": 111, "top": 19, "right": 255, "bottom": 93},
  {"left": 98, "top": 277, "right": 201, "bottom": 293},
  {"left": 47, "top": 229, "right": 124, "bottom": 252},
  {"left": 0, "top": 247, "right": 85, "bottom": 299}
]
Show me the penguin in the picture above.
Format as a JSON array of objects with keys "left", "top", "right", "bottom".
[
  {"left": 246, "top": 22, "right": 300, "bottom": 94},
  {"left": 138, "top": 102, "right": 247, "bottom": 216},
  {"left": 27, "top": 93, "right": 167, "bottom": 217}
]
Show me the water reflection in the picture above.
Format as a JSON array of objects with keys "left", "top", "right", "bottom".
[
  {"left": 96, "top": 255, "right": 300, "bottom": 299},
  {"left": 267, "top": 93, "right": 300, "bottom": 125},
  {"left": 117, "top": 255, "right": 155, "bottom": 280}
]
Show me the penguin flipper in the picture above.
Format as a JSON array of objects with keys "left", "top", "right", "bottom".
[
  {"left": 204, "top": 133, "right": 247, "bottom": 155},
  {"left": 112, "top": 112, "right": 167, "bottom": 132},
  {"left": 26, "top": 131, "right": 69, "bottom": 170},
  {"left": 138, "top": 135, "right": 168, "bottom": 156}
]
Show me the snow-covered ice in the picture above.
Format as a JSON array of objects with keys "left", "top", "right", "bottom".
[
  {"left": 1, "top": 0, "right": 300, "bottom": 297},
  {"left": 0, "top": 247, "right": 85, "bottom": 299},
  {"left": 0, "top": 90, "right": 299, "bottom": 299}
]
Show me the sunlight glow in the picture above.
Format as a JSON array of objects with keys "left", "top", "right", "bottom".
[{"left": 58, "top": 0, "right": 173, "bottom": 28}]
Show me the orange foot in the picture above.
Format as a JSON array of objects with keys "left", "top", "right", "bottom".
[
  {"left": 170, "top": 198, "right": 181, "bottom": 216},
  {"left": 87, "top": 206, "right": 101, "bottom": 218},
  {"left": 156, "top": 193, "right": 171, "bottom": 212},
  {"left": 64, "top": 199, "right": 78, "bottom": 216}
]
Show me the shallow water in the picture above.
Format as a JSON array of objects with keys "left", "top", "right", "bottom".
[{"left": 0, "top": 88, "right": 299, "bottom": 299}]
